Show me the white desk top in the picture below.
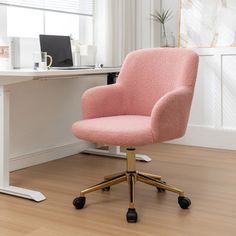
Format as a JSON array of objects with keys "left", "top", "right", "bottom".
[{"left": 0, "top": 67, "right": 120, "bottom": 86}]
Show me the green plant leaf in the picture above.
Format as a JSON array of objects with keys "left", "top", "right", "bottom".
[{"left": 150, "top": 8, "right": 173, "bottom": 24}]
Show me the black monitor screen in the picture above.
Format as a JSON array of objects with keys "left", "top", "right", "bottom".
[{"left": 39, "top": 34, "right": 73, "bottom": 67}]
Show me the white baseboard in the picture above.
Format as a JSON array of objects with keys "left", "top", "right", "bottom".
[
  {"left": 10, "top": 141, "right": 93, "bottom": 171},
  {"left": 169, "top": 125, "right": 236, "bottom": 150},
  {"left": 9, "top": 125, "right": 236, "bottom": 172}
]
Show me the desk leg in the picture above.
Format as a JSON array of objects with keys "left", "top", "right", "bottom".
[
  {"left": 0, "top": 86, "right": 46, "bottom": 202},
  {"left": 83, "top": 146, "right": 152, "bottom": 162},
  {"left": 107, "top": 72, "right": 118, "bottom": 85}
]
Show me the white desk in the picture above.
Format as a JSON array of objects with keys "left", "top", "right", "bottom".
[
  {"left": 0, "top": 68, "right": 120, "bottom": 85},
  {"left": 0, "top": 68, "right": 150, "bottom": 202}
]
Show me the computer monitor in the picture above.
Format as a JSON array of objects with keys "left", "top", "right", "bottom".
[{"left": 39, "top": 34, "right": 73, "bottom": 67}]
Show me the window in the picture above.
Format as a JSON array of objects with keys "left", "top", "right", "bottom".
[
  {"left": 7, "top": 7, "right": 44, "bottom": 38},
  {"left": 44, "top": 12, "right": 80, "bottom": 39},
  {"left": 3, "top": 0, "right": 94, "bottom": 44}
]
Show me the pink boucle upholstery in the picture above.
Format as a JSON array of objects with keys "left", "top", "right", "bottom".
[
  {"left": 82, "top": 84, "right": 125, "bottom": 119},
  {"left": 151, "top": 86, "right": 193, "bottom": 142},
  {"left": 72, "top": 48, "right": 199, "bottom": 146},
  {"left": 72, "top": 115, "right": 153, "bottom": 146}
]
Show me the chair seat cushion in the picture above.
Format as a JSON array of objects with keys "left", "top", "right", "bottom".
[{"left": 72, "top": 115, "right": 154, "bottom": 147}]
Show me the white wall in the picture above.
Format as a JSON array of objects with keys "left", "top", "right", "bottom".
[
  {"left": 161, "top": 0, "right": 180, "bottom": 47},
  {"left": 171, "top": 48, "right": 236, "bottom": 150},
  {"left": 161, "top": 0, "right": 236, "bottom": 150},
  {"left": 0, "top": 6, "right": 7, "bottom": 37},
  {"left": 8, "top": 76, "right": 106, "bottom": 171},
  {"left": 136, "top": 0, "right": 161, "bottom": 49}
]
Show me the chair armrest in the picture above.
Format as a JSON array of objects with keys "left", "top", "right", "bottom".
[
  {"left": 151, "top": 86, "right": 193, "bottom": 142},
  {"left": 82, "top": 84, "right": 125, "bottom": 119}
]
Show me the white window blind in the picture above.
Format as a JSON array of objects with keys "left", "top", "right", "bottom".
[{"left": 0, "top": 0, "right": 94, "bottom": 16}]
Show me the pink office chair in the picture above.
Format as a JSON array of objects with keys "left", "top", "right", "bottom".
[{"left": 72, "top": 48, "right": 199, "bottom": 223}]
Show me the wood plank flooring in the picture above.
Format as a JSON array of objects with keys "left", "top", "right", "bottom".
[{"left": 0, "top": 143, "right": 236, "bottom": 236}]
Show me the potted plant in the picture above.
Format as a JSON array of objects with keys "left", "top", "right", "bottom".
[{"left": 151, "top": 9, "right": 173, "bottom": 47}]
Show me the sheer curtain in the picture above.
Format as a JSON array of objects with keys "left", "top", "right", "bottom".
[
  {"left": 0, "top": 0, "right": 94, "bottom": 16},
  {"left": 94, "top": 0, "right": 160, "bottom": 67},
  {"left": 94, "top": 0, "right": 136, "bottom": 67}
]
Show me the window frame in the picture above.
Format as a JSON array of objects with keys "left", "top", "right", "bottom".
[{"left": 5, "top": 3, "right": 94, "bottom": 44}]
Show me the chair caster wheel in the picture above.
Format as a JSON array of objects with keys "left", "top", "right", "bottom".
[
  {"left": 126, "top": 208, "right": 138, "bottom": 223},
  {"left": 102, "top": 186, "right": 111, "bottom": 191},
  {"left": 178, "top": 196, "right": 191, "bottom": 209},
  {"left": 157, "top": 181, "right": 166, "bottom": 192},
  {"left": 157, "top": 187, "right": 166, "bottom": 192},
  {"left": 73, "top": 196, "right": 86, "bottom": 209}
]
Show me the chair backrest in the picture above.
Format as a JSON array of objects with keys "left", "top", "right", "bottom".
[{"left": 117, "top": 48, "right": 199, "bottom": 116}]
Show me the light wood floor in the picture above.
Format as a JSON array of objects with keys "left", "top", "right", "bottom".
[{"left": 1, "top": 143, "right": 236, "bottom": 236}]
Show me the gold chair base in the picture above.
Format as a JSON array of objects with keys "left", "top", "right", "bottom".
[
  {"left": 75, "top": 148, "right": 190, "bottom": 223},
  {"left": 80, "top": 171, "right": 184, "bottom": 201}
]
